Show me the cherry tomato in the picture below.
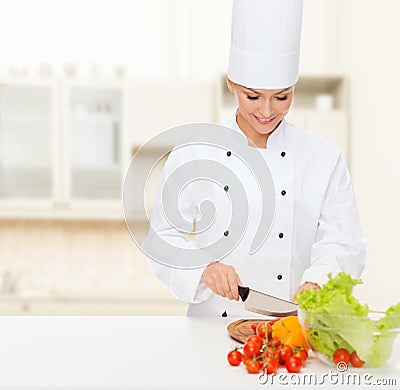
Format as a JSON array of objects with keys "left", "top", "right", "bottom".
[
  {"left": 333, "top": 348, "right": 351, "bottom": 365},
  {"left": 243, "top": 341, "right": 261, "bottom": 359},
  {"left": 285, "top": 356, "right": 303, "bottom": 373},
  {"left": 350, "top": 351, "right": 365, "bottom": 368},
  {"left": 263, "top": 346, "right": 279, "bottom": 360},
  {"left": 262, "top": 356, "right": 279, "bottom": 374},
  {"left": 293, "top": 348, "right": 308, "bottom": 363},
  {"left": 245, "top": 359, "right": 261, "bottom": 374},
  {"left": 246, "top": 335, "right": 263, "bottom": 349},
  {"left": 269, "top": 337, "right": 281, "bottom": 349},
  {"left": 256, "top": 322, "right": 267, "bottom": 339},
  {"left": 278, "top": 345, "right": 293, "bottom": 365},
  {"left": 227, "top": 350, "right": 242, "bottom": 366},
  {"left": 251, "top": 323, "right": 259, "bottom": 332}
]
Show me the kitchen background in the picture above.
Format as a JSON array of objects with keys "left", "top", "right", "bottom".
[{"left": 0, "top": 0, "right": 398, "bottom": 315}]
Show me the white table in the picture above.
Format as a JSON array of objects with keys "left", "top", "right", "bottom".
[{"left": 0, "top": 316, "right": 398, "bottom": 389}]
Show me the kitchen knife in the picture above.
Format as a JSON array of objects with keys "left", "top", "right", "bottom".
[{"left": 238, "top": 286, "right": 298, "bottom": 317}]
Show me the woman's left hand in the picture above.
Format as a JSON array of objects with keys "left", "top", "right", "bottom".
[{"left": 293, "top": 281, "right": 320, "bottom": 302}]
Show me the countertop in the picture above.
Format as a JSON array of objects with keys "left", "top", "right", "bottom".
[{"left": 0, "top": 316, "right": 398, "bottom": 389}]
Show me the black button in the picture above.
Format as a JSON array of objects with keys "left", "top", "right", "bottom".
[
  {"left": 222, "top": 310, "right": 227, "bottom": 317},
  {"left": 277, "top": 274, "right": 283, "bottom": 280},
  {"left": 281, "top": 190, "right": 286, "bottom": 196},
  {"left": 224, "top": 185, "right": 229, "bottom": 192},
  {"left": 224, "top": 230, "right": 229, "bottom": 237},
  {"left": 227, "top": 151, "right": 231, "bottom": 157},
  {"left": 281, "top": 151, "right": 286, "bottom": 157},
  {"left": 279, "top": 233, "right": 284, "bottom": 239}
]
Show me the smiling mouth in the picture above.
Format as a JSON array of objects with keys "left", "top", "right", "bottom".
[{"left": 254, "top": 115, "right": 275, "bottom": 124}]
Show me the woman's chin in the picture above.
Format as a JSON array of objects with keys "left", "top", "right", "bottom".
[{"left": 254, "top": 125, "right": 274, "bottom": 135}]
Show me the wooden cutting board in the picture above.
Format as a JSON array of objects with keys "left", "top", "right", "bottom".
[{"left": 227, "top": 319, "right": 270, "bottom": 343}]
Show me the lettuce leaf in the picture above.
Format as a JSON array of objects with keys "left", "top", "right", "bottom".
[{"left": 368, "top": 302, "right": 400, "bottom": 367}]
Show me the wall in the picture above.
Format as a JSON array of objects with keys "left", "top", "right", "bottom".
[{"left": 342, "top": 0, "right": 400, "bottom": 299}]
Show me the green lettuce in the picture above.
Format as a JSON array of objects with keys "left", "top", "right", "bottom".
[
  {"left": 295, "top": 273, "right": 400, "bottom": 367},
  {"left": 368, "top": 302, "right": 400, "bottom": 367}
]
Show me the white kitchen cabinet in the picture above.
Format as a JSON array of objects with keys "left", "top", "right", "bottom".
[
  {"left": 0, "top": 78, "right": 129, "bottom": 220},
  {"left": 61, "top": 80, "right": 130, "bottom": 214},
  {"left": 0, "top": 79, "right": 58, "bottom": 204}
]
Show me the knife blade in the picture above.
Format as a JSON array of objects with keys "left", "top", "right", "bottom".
[{"left": 238, "top": 286, "right": 298, "bottom": 317}]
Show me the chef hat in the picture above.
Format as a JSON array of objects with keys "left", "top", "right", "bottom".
[{"left": 228, "top": 0, "right": 304, "bottom": 90}]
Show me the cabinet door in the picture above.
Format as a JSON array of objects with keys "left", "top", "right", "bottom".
[
  {"left": 0, "top": 84, "right": 54, "bottom": 199},
  {"left": 64, "top": 85, "right": 126, "bottom": 201}
]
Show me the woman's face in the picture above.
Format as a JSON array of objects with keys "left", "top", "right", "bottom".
[{"left": 226, "top": 78, "right": 294, "bottom": 145}]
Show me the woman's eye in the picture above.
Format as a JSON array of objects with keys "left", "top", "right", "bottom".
[
  {"left": 276, "top": 95, "right": 289, "bottom": 101},
  {"left": 247, "top": 95, "right": 259, "bottom": 100}
]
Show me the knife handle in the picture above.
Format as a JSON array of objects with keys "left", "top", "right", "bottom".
[{"left": 238, "top": 286, "right": 250, "bottom": 302}]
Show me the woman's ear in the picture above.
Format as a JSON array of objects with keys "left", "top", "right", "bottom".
[{"left": 226, "top": 77, "right": 235, "bottom": 93}]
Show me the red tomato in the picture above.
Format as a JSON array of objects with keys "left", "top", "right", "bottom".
[
  {"left": 333, "top": 348, "right": 351, "bottom": 365},
  {"left": 269, "top": 337, "right": 281, "bottom": 349},
  {"left": 246, "top": 335, "right": 263, "bottom": 349},
  {"left": 227, "top": 350, "right": 242, "bottom": 366},
  {"left": 263, "top": 346, "right": 279, "bottom": 360},
  {"left": 278, "top": 345, "right": 294, "bottom": 365},
  {"left": 256, "top": 322, "right": 267, "bottom": 339},
  {"left": 251, "top": 323, "right": 259, "bottom": 332},
  {"left": 350, "top": 351, "right": 365, "bottom": 368},
  {"left": 243, "top": 341, "right": 261, "bottom": 359},
  {"left": 262, "top": 356, "right": 279, "bottom": 375},
  {"left": 245, "top": 359, "right": 261, "bottom": 374},
  {"left": 293, "top": 348, "right": 308, "bottom": 363},
  {"left": 285, "top": 356, "right": 303, "bottom": 373}
]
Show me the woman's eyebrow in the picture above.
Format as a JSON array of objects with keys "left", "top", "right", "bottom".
[
  {"left": 244, "top": 87, "right": 262, "bottom": 94},
  {"left": 244, "top": 86, "right": 292, "bottom": 94},
  {"left": 274, "top": 87, "right": 292, "bottom": 94}
]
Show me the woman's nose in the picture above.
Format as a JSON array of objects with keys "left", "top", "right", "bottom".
[{"left": 260, "top": 99, "right": 274, "bottom": 118}]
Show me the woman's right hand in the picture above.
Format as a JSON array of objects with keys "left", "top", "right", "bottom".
[{"left": 201, "top": 262, "right": 242, "bottom": 301}]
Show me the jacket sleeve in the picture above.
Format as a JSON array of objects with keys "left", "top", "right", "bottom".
[
  {"left": 300, "top": 152, "right": 366, "bottom": 287},
  {"left": 142, "top": 148, "right": 213, "bottom": 304}
]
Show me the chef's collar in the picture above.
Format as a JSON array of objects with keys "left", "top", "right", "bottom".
[{"left": 231, "top": 110, "right": 286, "bottom": 150}]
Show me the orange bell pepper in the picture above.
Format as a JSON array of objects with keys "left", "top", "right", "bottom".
[{"left": 271, "top": 316, "right": 309, "bottom": 350}]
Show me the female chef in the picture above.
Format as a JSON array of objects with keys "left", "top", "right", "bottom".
[{"left": 143, "top": 0, "right": 366, "bottom": 317}]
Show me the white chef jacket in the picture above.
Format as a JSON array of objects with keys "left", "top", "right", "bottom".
[{"left": 143, "top": 114, "right": 366, "bottom": 317}]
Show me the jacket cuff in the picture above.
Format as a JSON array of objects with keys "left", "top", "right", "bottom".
[
  {"left": 169, "top": 266, "right": 213, "bottom": 304},
  {"left": 299, "top": 258, "right": 343, "bottom": 288}
]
